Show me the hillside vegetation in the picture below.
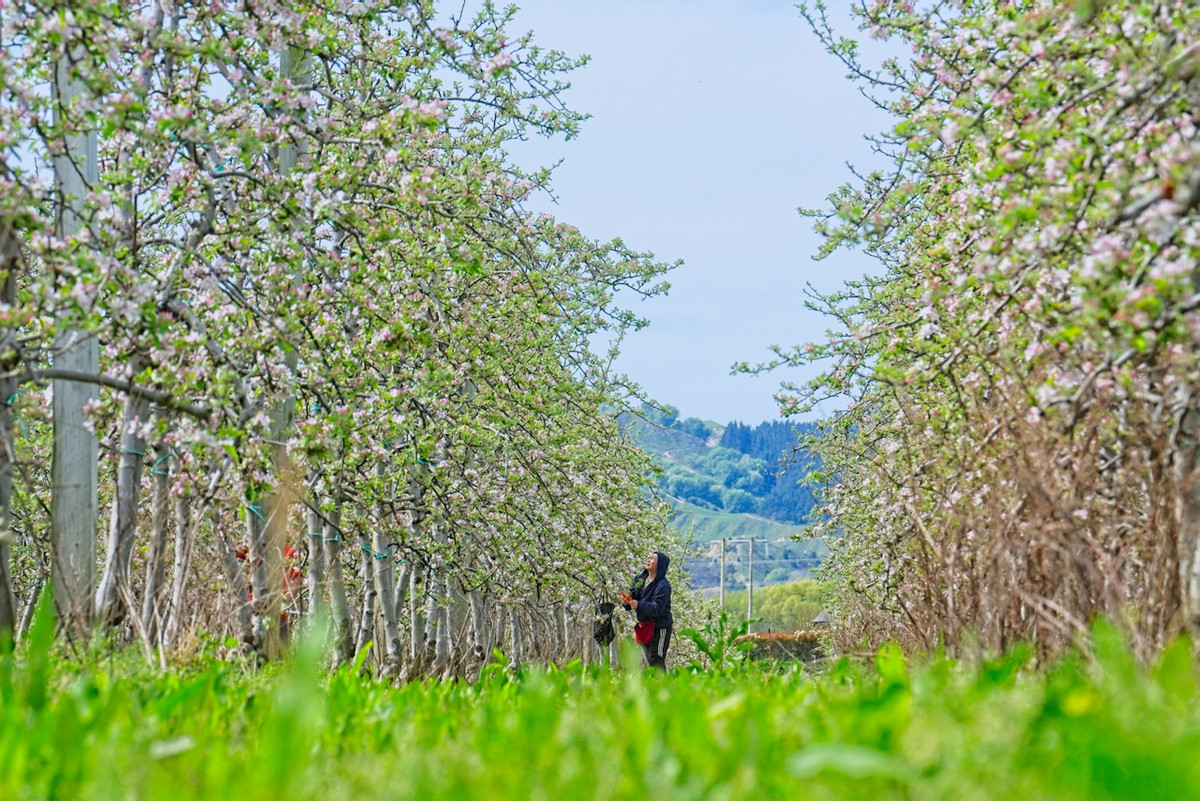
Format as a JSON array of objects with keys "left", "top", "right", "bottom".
[
  {"left": 670, "top": 499, "right": 804, "bottom": 542},
  {"left": 621, "top": 404, "right": 819, "bottom": 524},
  {"left": 618, "top": 405, "right": 826, "bottom": 587},
  {"left": 718, "top": 579, "right": 826, "bottom": 632}
]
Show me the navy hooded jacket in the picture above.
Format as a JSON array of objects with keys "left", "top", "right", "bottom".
[{"left": 630, "top": 551, "right": 673, "bottom": 629}]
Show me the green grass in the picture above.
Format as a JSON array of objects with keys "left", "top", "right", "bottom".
[
  {"left": 670, "top": 497, "right": 816, "bottom": 543},
  {"left": 4, "top": 617, "right": 1200, "bottom": 800}
]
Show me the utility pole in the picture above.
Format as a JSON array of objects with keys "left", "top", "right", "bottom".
[
  {"left": 747, "top": 536, "right": 755, "bottom": 632},
  {"left": 726, "top": 536, "right": 757, "bottom": 631},
  {"left": 719, "top": 536, "right": 726, "bottom": 609}
]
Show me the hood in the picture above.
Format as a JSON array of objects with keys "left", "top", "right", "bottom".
[{"left": 655, "top": 551, "right": 670, "bottom": 579}]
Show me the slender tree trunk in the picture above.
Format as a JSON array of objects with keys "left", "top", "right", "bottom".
[
  {"left": 558, "top": 602, "right": 570, "bottom": 663},
  {"left": 423, "top": 571, "right": 440, "bottom": 665},
  {"left": 537, "top": 612, "right": 552, "bottom": 664},
  {"left": 394, "top": 560, "right": 411, "bottom": 654},
  {"left": 245, "top": 498, "right": 275, "bottom": 659},
  {"left": 423, "top": 450, "right": 448, "bottom": 672},
  {"left": 403, "top": 458, "right": 430, "bottom": 668},
  {"left": 140, "top": 442, "right": 171, "bottom": 642},
  {"left": 1177, "top": 405, "right": 1200, "bottom": 634},
  {"left": 17, "top": 580, "right": 42, "bottom": 641},
  {"left": 306, "top": 474, "right": 326, "bottom": 624},
  {"left": 372, "top": 465, "right": 402, "bottom": 676},
  {"left": 163, "top": 491, "right": 193, "bottom": 651},
  {"left": 354, "top": 533, "right": 377, "bottom": 665},
  {"left": 95, "top": 385, "right": 149, "bottom": 625},
  {"left": 0, "top": 414, "right": 15, "bottom": 640},
  {"left": 409, "top": 557, "right": 427, "bottom": 667},
  {"left": 432, "top": 558, "right": 451, "bottom": 674},
  {"left": 495, "top": 606, "right": 508, "bottom": 664},
  {"left": 467, "top": 589, "right": 488, "bottom": 672},
  {"left": 253, "top": 477, "right": 289, "bottom": 660},
  {"left": 217, "top": 510, "right": 252, "bottom": 646},
  {"left": 322, "top": 485, "right": 352, "bottom": 662},
  {"left": 510, "top": 608, "right": 526, "bottom": 667},
  {"left": 0, "top": 224, "right": 20, "bottom": 638},
  {"left": 51, "top": 43, "right": 99, "bottom": 634}
]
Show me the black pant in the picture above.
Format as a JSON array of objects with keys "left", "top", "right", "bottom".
[{"left": 643, "top": 625, "right": 672, "bottom": 669}]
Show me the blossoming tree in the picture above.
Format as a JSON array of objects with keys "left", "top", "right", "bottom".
[
  {"left": 0, "top": 0, "right": 677, "bottom": 673},
  {"left": 774, "top": 0, "right": 1200, "bottom": 659}
]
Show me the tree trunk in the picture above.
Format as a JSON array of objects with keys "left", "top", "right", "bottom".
[
  {"left": 0, "top": 415, "right": 15, "bottom": 640},
  {"left": 253, "top": 476, "right": 290, "bottom": 661},
  {"left": 394, "top": 560, "right": 411, "bottom": 655},
  {"left": 247, "top": 42, "right": 309, "bottom": 661},
  {"left": 0, "top": 224, "right": 20, "bottom": 638},
  {"left": 1177, "top": 406, "right": 1200, "bottom": 634},
  {"left": 322, "top": 485, "right": 352, "bottom": 662},
  {"left": 353, "top": 532, "right": 377, "bottom": 666},
  {"left": 95, "top": 386, "right": 149, "bottom": 625},
  {"left": 432, "top": 560, "right": 451, "bottom": 674},
  {"left": 408, "top": 557, "right": 427, "bottom": 671},
  {"left": 371, "top": 469, "right": 402, "bottom": 676},
  {"left": 51, "top": 44, "right": 99, "bottom": 634},
  {"left": 510, "top": 608, "right": 526, "bottom": 667},
  {"left": 17, "top": 580, "right": 42, "bottom": 642},
  {"left": 306, "top": 475, "right": 326, "bottom": 624},
  {"left": 495, "top": 606, "right": 508, "bottom": 663},
  {"left": 140, "top": 442, "right": 171, "bottom": 643},
  {"left": 163, "top": 490, "right": 193, "bottom": 651},
  {"left": 467, "top": 589, "right": 488, "bottom": 673},
  {"left": 217, "top": 510, "right": 252, "bottom": 646},
  {"left": 559, "top": 602, "right": 570, "bottom": 663},
  {"left": 244, "top": 498, "right": 278, "bottom": 660},
  {"left": 422, "top": 571, "right": 440, "bottom": 668}
]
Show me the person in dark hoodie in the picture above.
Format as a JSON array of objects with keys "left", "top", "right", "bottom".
[{"left": 623, "top": 551, "right": 673, "bottom": 669}]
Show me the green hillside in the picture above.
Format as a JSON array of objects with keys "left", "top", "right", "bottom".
[
  {"left": 669, "top": 498, "right": 804, "bottom": 542},
  {"left": 620, "top": 404, "right": 828, "bottom": 588},
  {"left": 669, "top": 498, "right": 828, "bottom": 588},
  {"left": 620, "top": 404, "right": 819, "bottom": 521}
]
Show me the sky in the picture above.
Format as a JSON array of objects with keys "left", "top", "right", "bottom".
[{"left": 504, "top": 1, "right": 894, "bottom": 425}]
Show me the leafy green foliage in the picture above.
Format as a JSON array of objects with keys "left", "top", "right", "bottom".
[
  {"left": 622, "top": 407, "right": 820, "bottom": 523},
  {"left": 677, "top": 609, "right": 754, "bottom": 670},
  {"left": 5, "top": 621, "right": 1200, "bottom": 800},
  {"left": 721, "top": 580, "right": 825, "bottom": 632}
]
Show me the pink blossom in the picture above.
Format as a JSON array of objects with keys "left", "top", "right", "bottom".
[{"left": 484, "top": 52, "right": 513, "bottom": 77}]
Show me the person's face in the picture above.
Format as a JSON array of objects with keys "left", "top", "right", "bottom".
[{"left": 645, "top": 553, "right": 658, "bottom": 573}]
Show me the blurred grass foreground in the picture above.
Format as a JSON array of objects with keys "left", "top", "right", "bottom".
[{"left": 3, "top": 614, "right": 1200, "bottom": 800}]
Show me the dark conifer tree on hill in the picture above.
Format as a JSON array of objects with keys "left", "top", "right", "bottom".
[
  {"left": 716, "top": 420, "right": 821, "bottom": 524},
  {"left": 721, "top": 420, "right": 818, "bottom": 464},
  {"left": 720, "top": 421, "right": 752, "bottom": 454}
]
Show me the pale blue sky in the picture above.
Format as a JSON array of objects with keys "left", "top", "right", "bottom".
[{"left": 506, "top": 1, "right": 891, "bottom": 424}]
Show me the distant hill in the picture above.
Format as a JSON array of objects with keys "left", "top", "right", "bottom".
[
  {"left": 670, "top": 499, "right": 802, "bottom": 542},
  {"left": 619, "top": 403, "right": 827, "bottom": 588},
  {"left": 669, "top": 498, "right": 828, "bottom": 589}
]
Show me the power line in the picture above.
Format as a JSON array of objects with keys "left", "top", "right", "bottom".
[{"left": 692, "top": 558, "right": 817, "bottom": 565}]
